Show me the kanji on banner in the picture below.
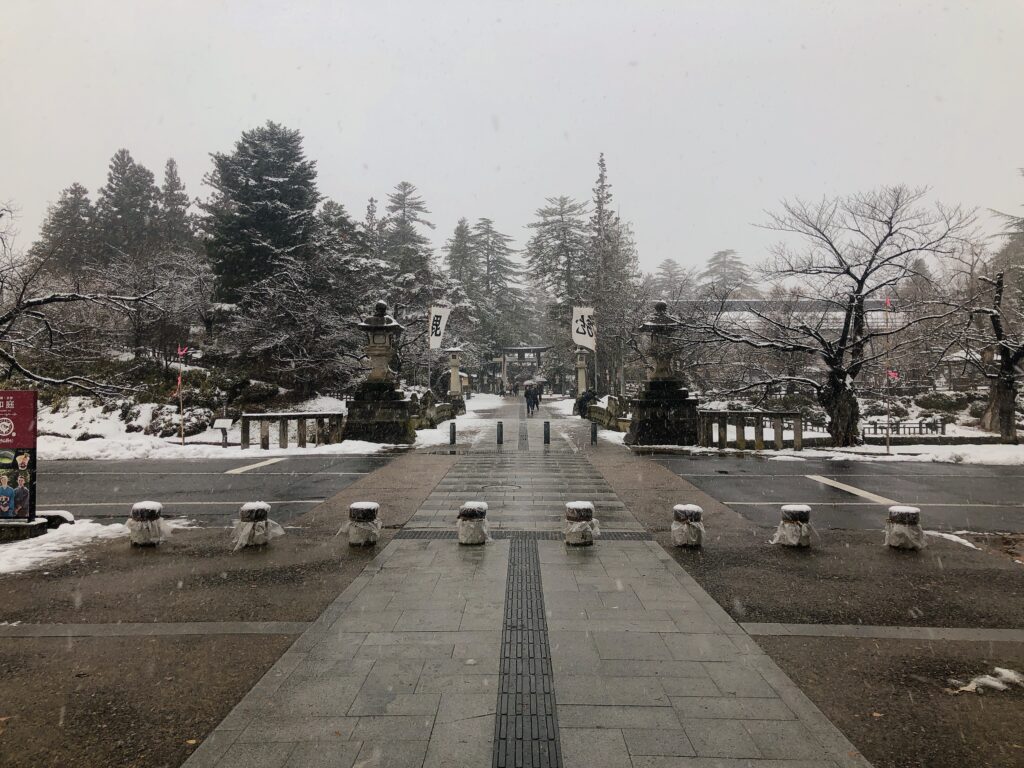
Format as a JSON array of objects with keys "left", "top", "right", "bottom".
[
  {"left": 428, "top": 306, "right": 452, "bottom": 350},
  {"left": 571, "top": 306, "right": 596, "bottom": 351}
]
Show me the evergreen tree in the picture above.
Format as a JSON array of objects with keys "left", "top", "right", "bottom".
[
  {"left": 201, "top": 121, "right": 321, "bottom": 302},
  {"left": 525, "top": 196, "right": 589, "bottom": 304},
  {"left": 95, "top": 148, "right": 160, "bottom": 264},
  {"left": 699, "top": 249, "right": 758, "bottom": 297},
  {"left": 444, "top": 218, "right": 478, "bottom": 289},
  {"left": 653, "top": 258, "right": 691, "bottom": 298},
  {"left": 362, "top": 197, "right": 389, "bottom": 262},
  {"left": 29, "top": 182, "right": 98, "bottom": 284},
  {"left": 384, "top": 181, "right": 434, "bottom": 276},
  {"left": 471, "top": 217, "right": 520, "bottom": 297},
  {"left": 158, "top": 158, "right": 194, "bottom": 251},
  {"left": 319, "top": 199, "right": 366, "bottom": 261}
]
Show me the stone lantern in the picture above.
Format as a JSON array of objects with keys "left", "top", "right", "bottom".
[
  {"left": 345, "top": 301, "right": 417, "bottom": 444},
  {"left": 444, "top": 347, "right": 467, "bottom": 415},
  {"left": 575, "top": 348, "right": 589, "bottom": 397},
  {"left": 624, "top": 301, "right": 699, "bottom": 446}
]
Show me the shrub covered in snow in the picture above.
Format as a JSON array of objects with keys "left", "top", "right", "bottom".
[
  {"left": 145, "top": 405, "right": 213, "bottom": 438},
  {"left": 862, "top": 400, "right": 909, "bottom": 418},
  {"left": 914, "top": 391, "right": 982, "bottom": 413}
]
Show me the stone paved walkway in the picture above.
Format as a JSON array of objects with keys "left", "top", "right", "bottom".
[{"left": 183, "top": 399, "right": 871, "bottom": 768}]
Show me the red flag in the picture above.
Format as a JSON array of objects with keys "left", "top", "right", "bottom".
[
  {"left": 884, "top": 296, "right": 892, "bottom": 309},
  {"left": 887, "top": 370, "right": 900, "bottom": 380}
]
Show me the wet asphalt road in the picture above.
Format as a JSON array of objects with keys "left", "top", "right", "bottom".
[
  {"left": 656, "top": 455, "right": 1024, "bottom": 532},
  {"left": 35, "top": 454, "right": 394, "bottom": 525}
]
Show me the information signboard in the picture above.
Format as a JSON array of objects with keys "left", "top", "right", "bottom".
[{"left": 0, "top": 391, "right": 37, "bottom": 521}]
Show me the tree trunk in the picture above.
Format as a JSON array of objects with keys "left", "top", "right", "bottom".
[
  {"left": 819, "top": 373, "right": 861, "bottom": 447},
  {"left": 980, "top": 370, "right": 1018, "bottom": 444}
]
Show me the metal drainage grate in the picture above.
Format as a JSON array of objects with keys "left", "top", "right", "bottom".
[{"left": 493, "top": 535, "right": 561, "bottom": 768}]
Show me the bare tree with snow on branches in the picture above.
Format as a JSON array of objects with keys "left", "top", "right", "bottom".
[{"left": 689, "top": 186, "right": 977, "bottom": 446}]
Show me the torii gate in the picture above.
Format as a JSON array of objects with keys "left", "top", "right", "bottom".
[{"left": 493, "top": 345, "right": 552, "bottom": 391}]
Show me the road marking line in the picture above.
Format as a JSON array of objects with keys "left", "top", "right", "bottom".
[
  {"left": 45, "top": 472, "right": 369, "bottom": 477},
  {"left": 225, "top": 457, "right": 287, "bottom": 474},
  {"left": 724, "top": 501, "right": 1024, "bottom": 508},
  {"left": 42, "top": 499, "right": 326, "bottom": 507},
  {"left": 804, "top": 474, "right": 897, "bottom": 504},
  {"left": 741, "top": 623, "right": 1024, "bottom": 642}
]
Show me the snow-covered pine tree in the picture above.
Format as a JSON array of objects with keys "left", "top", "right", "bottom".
[
  {"left": 28, "top": 182, "right": 98, "bottom": 286},
  {"left": 202, "top": 121, "right": 321, "bottom": 302},
  {"left": 95, "top": 148, "right": 161, "bottom": 268},
  {"left": 653, "top": 258, "right": 693, "bottom": 299},
  {"left": 158, "top": 158, "right": 195, "bottom": 252},
  {"left": 385, "top": 181, "right": 434, "bottom": 277},
  {"left": 525, "top": 196, "right": 589, "bottom": 306},
  {"left": 362, "top": 197, "right": 389, "bottom": 262},
  {"left": 699, "top": 249, "right": 759, "bottom": 297},
  {"left": 444, "top": 218, "right": 479, "bottom": 290}
]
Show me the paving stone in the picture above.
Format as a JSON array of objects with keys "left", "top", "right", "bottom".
[
  {"left": 684, "top": 719, "right": 762, "bottom": 758},
  {"left": 236, "top": 716, "right": 357, "bottom": 743},
  {"left": 622, "top": 728, "right": 697, "bottom": 757},
  {"left": 353, "top": 739, "right": 429, "bottom": 767},
  {"left": 592, "top": 631, "right": 673, "bottom": 660},
  {"left": 435, "top": 692, "right": 497, "bottom": 724},
  {"left": 264, "top": 677, "right": 366, "bottom": 717},
  {"left": 282, "top": 742, "right": 362, "bottom": 768},
  {"left": 743, "top": 720, "right": 827, "bottom": 760},
  {"left": 216, "top": 741, "right": 296, "bottom": 768},
  {"left": 703, "top": 663, "right": 778, "bottom": 698},
  {"left": 673, "top": 697, "right": 796, "bottom": 721},
  {"left": 347, "top": 693, "right": 441, "bottom": 716},
  {"left": 422, "top": 715, "right": 494, "bottom": 767},
  {"left": 351, "top": 715, "right": 436, "bottom": 742},
  {"left": 659, "top": 677, "right": 722, "bottom": 697},
  {"left": 555, "top": 675, "right": 670, "bottom": 706},
  {"left": 558, "top": 705, "right": 683, "bottom": 730},
  {"left": 663, "top": 634, "right": 741, "bottom": 662},
  {"left": 559, "top": 727, "right": 631, "bottom": 768}
]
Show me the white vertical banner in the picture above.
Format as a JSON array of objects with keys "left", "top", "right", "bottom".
[
  {"left": 428, "top": 306, "right": 451, "bottom": 349},
  {"left": 572, "top": 306, "right": 596, "bottom": 351}
]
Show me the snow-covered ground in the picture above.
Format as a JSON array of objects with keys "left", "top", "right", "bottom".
[
  {"left": 0, "top": 517, "right": 196, "bottom": 575},
  {"left": 413, "top": 393, "right": 504, "bottom": 447},
  {"left": 37, "top": 394, "right": 509, "bottom": 460}
]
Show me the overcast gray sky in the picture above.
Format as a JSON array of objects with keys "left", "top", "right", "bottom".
[{"left": 3, "top": 0, "right": 1022, "bottom": 273}]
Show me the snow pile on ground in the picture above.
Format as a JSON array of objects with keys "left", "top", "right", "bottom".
[
  {"left": 546, "top": 397, "right": 577, "bottom": 418},
  {"left": 925, "top": 530, "right": 981, "bottom": 550},
  {"left": 415, "top": 393, "right": 505, "bottom": 447},
  {"left": 0, "top": 517, "right": 194, "bottom": 574},
  {"left": 946, "top": 667, "right": 1024, "bottom": 695}
]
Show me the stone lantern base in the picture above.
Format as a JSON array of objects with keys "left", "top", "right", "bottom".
[
  {"left": 346, "top": 382, "right": 417, "bottom": 444},
  {"left": 447, "top": 392, "right": 466, "bottom": 415},
  {"left": 624, "top": 380, "right": 700, "bottom": 446}
]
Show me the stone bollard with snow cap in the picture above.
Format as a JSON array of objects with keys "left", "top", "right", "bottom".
[
  {"left": 885, "top": 505, "right": 926, "bottom": 551},
  {"left": 457, "top": 501, "right": 490, "bottom": 545},
  {"left": 127, "top": 501, "right": 172, "bottom": 547},
  {"left": 770, "top": 504, "right": 813, "bottom": 548},
  {"left": 345, "top": 502, "right": 382, "bottom": 547},
  {"left": 564, "top": 501, "right": 600, "bottom": 547},
  {"left": 672, "top": 504, "right": 705, "bottom": 548},
  {"left": 231, "top": 502, "right": 285, "bottom": 551}
]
